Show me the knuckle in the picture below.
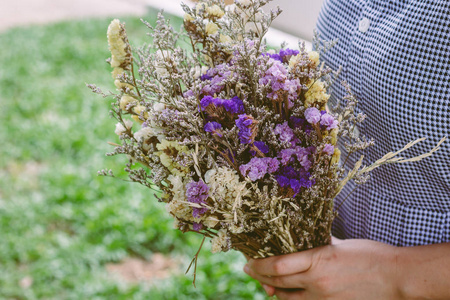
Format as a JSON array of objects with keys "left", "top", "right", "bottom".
[
  {"left": 315, "top": 275, "right": 331, "bottom": 290},
  {"left": 272, "top": 259, "right": 286, "bottom": 275}
]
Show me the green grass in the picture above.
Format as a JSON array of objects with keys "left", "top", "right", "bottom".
[{"left": 0, "top": 10, "right": 267, "bottom": 299}]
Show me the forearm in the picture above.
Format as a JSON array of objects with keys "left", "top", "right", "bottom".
[{"left": 396, "top": 242, "right": 450, "bottom": 300}]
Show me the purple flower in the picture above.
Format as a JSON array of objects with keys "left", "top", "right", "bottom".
[
  {"left": 290, "top": 179, "right": 301, "bottom": 197},
  {"left": 186, "top": 180, "right": 209, "bottom": 218},
  {"left": 183, "top": 90, "right": 194, "bottom": 98},
  {"left": 279, "top": 148, "right": 296, "bottom": 165},
  {"left": 276, "top": 175, "right": 290, "bottom": 188},
  {"left": 323, "top": 144, "right": 335, "bottom": 155},
  {"left": 236, "top": 114, "right": 257, "bottom": 144},
  {"left": 279, "top": 166, "right": 298, "bottom": 179},
  {"left": 204, "top": 122, "right": 223, "bottom": 137},
  {"left": 279, "top": 48, "right": 300, "bottom": 63},
  {"left": 200, "top": 95, "right": 214, "bottom": 111},
  {"left": 320, "top": 113, "right": 338, "bottom": 130},
  {"left": 259, "top": 58, "right": 289, "bottom": 101},
  {"left": 264, "top": 48, "right": 299, "bottom": 63},
  {"left": 290, "top": 117, "right": 306, "bottom": 128},
  {"left": 274, "top": 122, "right": 295, "bottom": 145},
  {"left": 240, "top": 157, "right": 278, "bottom": 181},
  {"left": 200, "top": 96, "right": 244, "bottom": 115},
  {"left": 304, "top": 107, "right": 321, "bottom": 124},
  {"left": 263, "top": 157, "right": 280, "bottom": 173},
  {"left": 223, "top": 96, "right": 245, "bottom": 114},
  {"left": 250, "top": 141, "right": 270, "bottom": 156},
  {"left": 193, "top": 222, "right": 203, "bottom": 231},
  {"left": 201, "top": 74, "right": 213, "bottom": 81}
]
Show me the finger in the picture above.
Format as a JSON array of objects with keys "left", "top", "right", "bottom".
[
  {"left": 244, "top": 265, "right": 308, "bottom": 289},
  {"left": 274, "top": 288, "right": 306, "bottom": 300},
  {"left": 331, "top": 236, "right": 342, "bottom": 245},
  {"left": 262, "top": 284, "right": 275, "bottom": 297},
  {"left": 246, "top": 250, "right": 314, "bottom": 276}
]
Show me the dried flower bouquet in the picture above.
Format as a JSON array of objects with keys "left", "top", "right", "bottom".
[{"left": 90, "top": 0, "right": 445, "bottom": 274}]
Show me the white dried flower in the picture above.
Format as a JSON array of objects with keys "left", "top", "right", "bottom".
[
  {"left": 211, "top": 229, "right": 229, "bottom": 253},
  {"left": 134, "top": 127, "right": 155, "bottom": 150},
  {"left": 166, "top": 175, "right": 194, "bottom": 221},
  {"left": 204, "top": 168, "right": 217, "bottom": 184},
  {"left": 207, "top": 167, "right": 250, "bottom": 207},
  {"left": 114, "top": 119, "right": 133, "bottom": 136},
  {"left": 236, "top": 0, "right": 252, "bottom": 6},
  {"left": 153, "top": 102, "right": 166, "bottom": 112}
]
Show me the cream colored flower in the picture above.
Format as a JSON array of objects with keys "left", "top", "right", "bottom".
[
  {"left": 114, "top": 79, "right": 133, "bottom": 90},
  {"left": 184, "top": 13, "right": 194, "bottom": 22},
  {"left": 107, "top": 19, "right": 130, "bottom": 68},
  {"left": 288, "top": 54, "right": 301, "bottom": 69},
  {"left": 196, "top": 2, "right": 208, "bottom": 14},
  {"left": 119, "top": 95, "right": 137, "bottom": 111},
  {"left": 304, "top": 80, "right": 330, "bottom": 108},
  {"left": 331, "top": 148, "right": 341, "bottom": 165},
  {"left": 205, "top": 22, "right": 219, "bottom": 35},
  {"left": 156, "top": 140, "right": 192, "bottom": 176},
  {"left": 330, "top": 128, "right": 339, "bottom": 145},
  {"left": 114, "top": 119, "right": 133, "bottom": 136},
  {"left": 308, "top": 51, "right": 320, "bottom": 68},
  {"left": 134, "top": 127, "right": 155, "bottom": 150},
  {"left": 219, "top": 34, "right": 233, "bottom": 44},
  {"left": 112, "top": 67, "right": 124, "bottom": 80},
  {"left": 165, "top": 175, "right": 195, "bottom": 221},
  {"left": 207, "top": 5, "right": 225, "bottom": 18},
  {"left": 211, "top": 229, "right": 229, "bottom": 253}
]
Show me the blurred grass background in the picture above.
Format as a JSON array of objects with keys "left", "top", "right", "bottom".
[{"left": 0, "top": 9, "right": 267, "bottom": 299}]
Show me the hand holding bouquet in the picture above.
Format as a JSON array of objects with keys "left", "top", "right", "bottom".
[{"left": 90, "top": 0, "right": 444, "bottom": 282}]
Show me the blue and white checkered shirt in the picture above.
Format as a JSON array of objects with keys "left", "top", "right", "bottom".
[{"left": 316, "top": 0, "right": 450, "bottom": 246}]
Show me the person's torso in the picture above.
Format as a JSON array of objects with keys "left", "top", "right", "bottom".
[{"left": 316, "top": 0, "right": 450, "bottom": 246}]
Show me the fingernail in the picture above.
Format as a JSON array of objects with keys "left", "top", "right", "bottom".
[
  {"left": 262, "top": 284, "right": 271, "bottom": 295},
  {"left": 243, "top": 264, "right": 250, "bottom": 274}
]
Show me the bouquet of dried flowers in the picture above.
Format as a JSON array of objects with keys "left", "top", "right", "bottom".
[{"left": 90, "top": 0, "right": 445, "bottom": 279}]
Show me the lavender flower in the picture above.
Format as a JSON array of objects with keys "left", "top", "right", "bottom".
[
  {"left": 204, "top": 122, "right": 223, "bottom": 137},
  {"left": 274, "top": 122, "right": 295, "bottom": 144},
  {"left": 186, "top": 180, "right": 209, "bottom": 218},
  {"left": 279, "top": 148, "right": 296, "bottom": 165},
  {"left": 323, "top": 144, "right": 335, "bottom": 155},
  {"left": 304, "top": 107, "right": 321, "bottom": 124},
  {"left": 320, "top": 113, "right": 339, "bottom": 130},
  {"left": 193, "top": 222, "right": 203, "bottom": 231},
  {"left": 240, "top": 157, "right": 279, "bottom": 181}
]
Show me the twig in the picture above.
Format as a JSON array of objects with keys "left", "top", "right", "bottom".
[{"left": 185, "top": 236, "right": 206, "bottom": 288}]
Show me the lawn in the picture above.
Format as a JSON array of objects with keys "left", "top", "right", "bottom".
[{"left": 0, "top": 9, "right": 267, "bottom": 299}]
